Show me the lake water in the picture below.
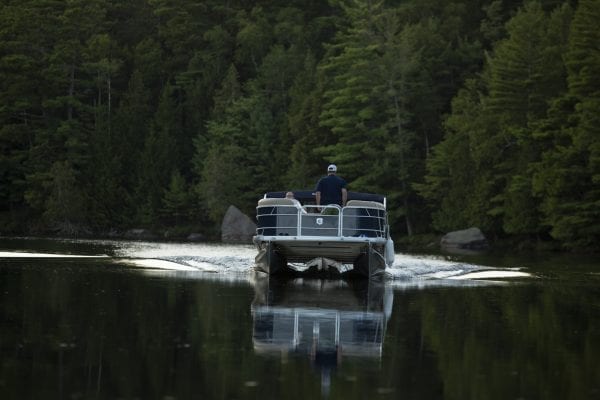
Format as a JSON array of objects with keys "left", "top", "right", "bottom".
[{"left": 1, "top": 237, "right": 599, "bottom": 399}]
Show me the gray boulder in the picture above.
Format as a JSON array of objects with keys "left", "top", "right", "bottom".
[
  {"left": 221, "top": 205, "right": 257, "bottom": 243},
  {"left": 441, "top": 227, "right": 489, "bottom": 252}
]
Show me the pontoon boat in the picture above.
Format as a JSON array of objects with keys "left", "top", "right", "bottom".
[{"left": 253, "top": 191, "right": 394, "bottom": 278}]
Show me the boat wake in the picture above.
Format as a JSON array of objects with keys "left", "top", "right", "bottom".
[
  {"left": 118, "top": 248, "right": 531, "bottom": 286},
  {"left": 0, "top": 240, "right": 531, "bottom": 285},
  {"left": 383, "top": 253, "right": 531, "bottom": 288}
]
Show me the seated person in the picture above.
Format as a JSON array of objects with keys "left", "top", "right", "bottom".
[{"left": 285, "top": 191, "right": 307, "bottom": 213}]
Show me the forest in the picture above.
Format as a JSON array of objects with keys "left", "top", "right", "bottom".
[{"left": 0, "top": 0, "right": 598, "bottom": 251}]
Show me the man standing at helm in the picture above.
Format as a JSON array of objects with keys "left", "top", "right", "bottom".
[{"left": 315, "top": 164, "right": 347, "bottom": 208}]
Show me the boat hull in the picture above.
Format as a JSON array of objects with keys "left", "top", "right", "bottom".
[{"left": 254, "top": 236, "right": 387, "bottom": 278}]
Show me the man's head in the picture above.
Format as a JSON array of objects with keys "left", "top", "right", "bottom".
[
  {"left": 285, "top": 191, "right": 295, "bottom": 199},
  {"left": 327, "top": 164, "right": 337, "bottom": 174}
]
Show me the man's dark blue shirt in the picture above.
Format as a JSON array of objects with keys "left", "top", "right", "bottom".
[{"left": 315, "top": 175, "right": 347, "bottom": 206}]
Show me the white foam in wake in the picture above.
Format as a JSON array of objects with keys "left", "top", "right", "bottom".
[
  {"left": 386, "top": 253, "right": 531, "bottom": 282},
  {"left": 449, "top": 270, "right": 531, "bottom": 280},
  {"left": 129, "top": 252, "right": 532, "bottom": 287},
  {"left": 123, "top": 258, "right": 199, "bottom": 271}
]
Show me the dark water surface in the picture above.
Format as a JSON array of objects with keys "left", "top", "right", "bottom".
[{"left": 1, "top": 238, "right": 599, "bottom": 399}]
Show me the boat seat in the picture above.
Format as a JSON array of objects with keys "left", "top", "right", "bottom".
[
  {"left": 258, "top": 198, "right": 297, "bottom": 206},
  {"left": 345, "top": 200, "right": 385, "bottom": 210}
]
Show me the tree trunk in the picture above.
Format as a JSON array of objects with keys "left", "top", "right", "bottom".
[
  {"left": 68, "top": 66, "right": 75, "bottom": 120},
  {"left": 392, "top": 87, "right": 413, "bottom": 236}
]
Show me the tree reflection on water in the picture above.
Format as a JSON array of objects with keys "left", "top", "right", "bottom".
[{"left": 0, "top": 248, "right": 599, "bottom": 399}]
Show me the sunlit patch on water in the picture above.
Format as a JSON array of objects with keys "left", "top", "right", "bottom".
[
  {"left": 108, "top": 241, "right": 256, "bottom": 274},
  {"left": 110, "top": 241, "right": 256, "bottom": 261},
  {"left": 0, "top": 251, "right": 108, "bottom": 258}
]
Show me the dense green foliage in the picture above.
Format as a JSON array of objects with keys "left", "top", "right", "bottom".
[{"left": 0, "top": 0, "right": 598, "bottom": 250}]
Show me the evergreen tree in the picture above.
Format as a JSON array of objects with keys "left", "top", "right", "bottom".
[
  {"left": 162, "top": 170, "right": 193, "bottom": 226},
  {"left": 485, "top": 1, "right": 570, "bottom": 236},
  {"left": 418, "top": 78, "right": 499, "bottom": 232},
  {"left": 318, "top": 0, "right": 384, "bottom": 185},
  {"left": 134, "top": 84, "right": 178, "bottom": 226},
  {"left": 532, "top": 0, "right": 600, "bottom": 248},
  {"left": 0, "top": 2, "right": 49, "bottom": 227},
  {"left": 318, "top": 1, "right": 424, "bottom": 234},
  {"left": 149, "top": 0, "right": 207, "bottom": 74},
  {"left": 113, "top": 70, "right": 153, "bottom": 189},
  {"left": 421, "top": 1, "right": 572, "bottom": 238},
  {"left": 21, "top": 0, "right": 111, "bottom": 230},
  {"left": 234, "top": 6, "right": 272, "bottom": 77},
  {"left": 43, "top": 160, "right": 87, "bottom": 234},
  {"left": 286, "top": 52, "right": 325, "bottom": 189},
  {"left": 196, "top": 64, "right": 245, "bottom": 223}
]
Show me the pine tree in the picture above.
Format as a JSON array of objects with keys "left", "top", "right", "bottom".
[
  {"left": 286, "top": 52, "right": 325, "bottom": 189},
  {"left": 318, "top": 0, "right": 384, "bottom": 184},
  {"left": 422, "top": 2, "right": 571, "bottom": 237},
  {"left": 0, "top": 2, "right": 48, "bottom": 226},
  {"left": 162, "top": 170, "right": 192, "bottom": 226},
  {"left": 20, "top": 0, "right": 111, "bottom": 229},
  {"left": 43, "top": 160, "right": 87, "bottom": 234},
  {"left": 234, "top": 6, "right": 272, "bottom": 76},
  {"left": 318, "top": 1, "right": 424, "bottom": 234},
  {"left": 134, "top": 84, "right": 178, "bottom": 225},
  {"left": 486, "top": 2, "right": 571, "bottom": 236},
  {"left": 418, "top": 77, "right": 499, "bottom": 232},
  {"left": 149, "top": 0, "right": 207, "bottom": 73},
  {"left": 532, "top": 0, "right": 600, "bottom": 248}
]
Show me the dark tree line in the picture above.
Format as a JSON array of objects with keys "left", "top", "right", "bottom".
[{"left": 0, "top": 0, "right": 598, "bottom": 250}]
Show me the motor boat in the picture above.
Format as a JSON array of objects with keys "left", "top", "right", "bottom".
[{"left": 253, "top": 191, "right": 394, "bottom": 278}]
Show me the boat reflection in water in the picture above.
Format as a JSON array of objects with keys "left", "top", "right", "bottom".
[{"left": 251, "top": 276, "right": 393, "bottom": 396}]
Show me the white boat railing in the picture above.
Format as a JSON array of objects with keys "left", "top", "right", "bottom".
[
  {"left": 256, "top": 199, "right": 387, "bottom": 239},
  {"left": 252, "top": 306, "right": 385, "bottom": 355}
]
